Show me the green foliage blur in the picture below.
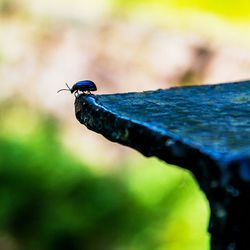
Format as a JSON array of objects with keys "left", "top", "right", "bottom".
[{"left": 0, "top": 100, "right": 209, "bottom": 249}]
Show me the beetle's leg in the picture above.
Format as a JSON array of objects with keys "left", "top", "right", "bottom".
[{"left": 74, "top": 91, "right": 78, "bottom": 98}]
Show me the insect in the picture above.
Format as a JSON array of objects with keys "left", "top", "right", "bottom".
[{"left": 57, "top": 80, "right": 97, "bottom": 97}]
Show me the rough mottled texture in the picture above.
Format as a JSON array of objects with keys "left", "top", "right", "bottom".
[{"left": 75, "top": 80, "right": 250, "bottom": 250}]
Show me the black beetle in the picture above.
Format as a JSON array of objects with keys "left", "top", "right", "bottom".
[{"left": 57, "top": 80, "right": 97, "bottom": 97}]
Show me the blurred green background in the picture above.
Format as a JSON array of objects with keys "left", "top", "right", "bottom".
[{"left": 0, "top": 0, "right": 249, "bottom": 249}]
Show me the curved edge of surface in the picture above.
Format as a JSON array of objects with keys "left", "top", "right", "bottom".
[{"left": 75, "top": 94, "right": 221, "bottom": 184}]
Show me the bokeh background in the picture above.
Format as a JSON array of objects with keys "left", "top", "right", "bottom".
[{"left": 0, "top": 0, "right": 250, "bottom": 249}]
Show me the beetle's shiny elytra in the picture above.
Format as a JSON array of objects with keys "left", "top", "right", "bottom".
[{"left": 57, "top": 80, "right": 97, "bottom": 97}]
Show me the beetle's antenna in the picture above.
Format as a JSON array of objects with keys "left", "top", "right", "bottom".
[
  {"left": 65, "top": 83, "right": 71, "bottom": 90},
  {"left": 57, "top": 88, "right": 70, "bottom": 93},
  {"left": 57, "top": 83, "right": 71, "bottom": 93}
]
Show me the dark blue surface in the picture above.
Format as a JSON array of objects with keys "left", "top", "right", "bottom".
[
  {"left": 93, "top": 81, "right": 250, "bottom": 165},
  {"left": 75, "top": 80, "right": 250, "bottom": 249}
]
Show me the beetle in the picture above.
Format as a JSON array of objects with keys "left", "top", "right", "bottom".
[{"left": 57, "top": 80, "right": 97, "bottom": 97}]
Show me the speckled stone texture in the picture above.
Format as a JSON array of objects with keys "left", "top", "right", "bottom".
[{"left": 75, "top": 80, "right": 250, "bottom": 250}]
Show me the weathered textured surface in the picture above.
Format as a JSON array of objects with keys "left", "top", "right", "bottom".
[{"left": 75, "top": 80, "right": 250, "bottom": 250}]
